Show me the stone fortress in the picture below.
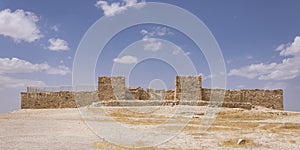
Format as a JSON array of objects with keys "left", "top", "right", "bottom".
[{"left": 21, "top": 76, "right": 284, "bottom": 110}]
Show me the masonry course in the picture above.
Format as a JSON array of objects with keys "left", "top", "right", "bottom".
[{"left": 21, "top": 76, "right": 284, "bottom": 110}]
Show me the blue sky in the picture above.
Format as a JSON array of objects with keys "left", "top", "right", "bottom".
[{"left": 1, "top": 0, "right": 300, "bottom": 113}]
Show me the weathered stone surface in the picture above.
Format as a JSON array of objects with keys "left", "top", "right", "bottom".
[
  {"left": 202, "top": 88, "right": 283, "bottom": 110},
  {"left": 128, "top": 87, "right": 150, "bottom": 100},
  {"left": 21, "top": 76, "right": 284, "bottom": 110},
  {"left": 21, "top": 92, "right": 76, "bottom": 109},
  {"left": 175, "top": 76, "right": 202, "bottom": 101},
  {"left": 98, "top": 76, "right": 126, "bottom": 100},
  {"left": 164, "top": 90, "right": 175, "bottom": 100}
]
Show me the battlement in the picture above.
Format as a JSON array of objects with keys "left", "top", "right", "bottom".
[{"left": 21, "top": 76, "right": 284, "bottom": 110}]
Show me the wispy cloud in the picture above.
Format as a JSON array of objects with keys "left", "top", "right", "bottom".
[
  {"left": 48, "top": 38, "right": 70, "bottom": 51},
  {"left": 143, "top": 38, "right": 162, "bottom": 51},
  {"left": 50, "top": 25, "right": 59, "bottom": 32},
  {"left": 172, "top": 47, "right": 191, "bottom": 56},
  {"left": 140, "top": 26, "right": 173, "bottom": 39},
  {"left": 46, "top": 65, "right": 70, "bottom": 75},
  {"left": 199, "top": 73, "right": 209, "bottom": 81},
  {"left": 0, "top": 9, "right": 43, "bottom": 43},
  {"left": 140, "top": 26, "right": 174, "bottom": 52},
  {"left": 246, "top": 55, "right": 253, "bottom": 59},
  {"left": 0, "top": 75, "right": 45, "bottom": 89},
  {"left": 113, "top": 55, "right": 138, "bottom": 64},
  {"left": 229, "top": 36, "right": 300, "bottom": 80},
  {"left": 95, "top": 0, "right": 145, "bottom": 17}
]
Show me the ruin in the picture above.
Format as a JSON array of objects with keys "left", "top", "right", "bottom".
[{"left": 21, "top": 76, "right": 284, "bottom": 110}]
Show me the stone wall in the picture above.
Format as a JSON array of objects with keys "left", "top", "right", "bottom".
[
  {"left": 175, "top": 76, "right": 202, "bottom": 100},
  {"left": 21, "top": 75, "right": 284, "bottom": 110},
  {"left": 164, "top": 90, "right": 175, "bottom": 100},
  {"left": 21, "top": 91, "right": 74, "bottom": 109},
  {"left": 21, "top": 91, "right": 99, "bottom": 109},
  {"left": 243, "top": 89, "right": 283, "bottom": 110},
  {"left": 202, "top": 88, "right": 283, "bottom": 110},
  {"left": 98, "top": 76, "right": 126, "bottom": 100},
  {"left": 128, "top": 87, "right": 150, "bottom": 100}
]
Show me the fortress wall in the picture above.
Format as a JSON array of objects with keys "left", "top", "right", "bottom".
[
  {"left": 98, "top": 76, "right": 126, "bottom": 100},
  {"left": 21, "top": 92, "right": 76, "bottom": 109},
  {"left": 164, "top": 90, "right": 175, "bottom": 100},
  {"left": 242, "top": 89, "right": 283, "bottom": 110},
  {"left": 147, "top": 89, "right": 164, "bottom": 100},
  {"left": 175, "top": 76, "right": 202, "bottom": 100},
  {"left": 73, "top": 91, "right": 99, "bottom": 107},
  {"left": 21, "top": 76, "right": 284, "bottom": 110},
  {"left": 128, "top": 87, "right": 150, "bottom": 100},
  {"left": 21, "top": 91, "right": 99, "bottom": 109},
  {"left": 201, "top": 88, "right": 283, "bottom": 110},
  {"left": 225, "top": 90, "right": 243, "bottom": 102}
]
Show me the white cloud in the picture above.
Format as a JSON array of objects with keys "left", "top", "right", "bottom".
[
  {"left": 279, "top": 36, "right": 300, "bottom": 56},
  {"left": 229, "top": 36, "right": 300, "bottom": 80},
  {"left": 172, "top": 47, "right": 191, "bottom": 56},
  {"left": 185, "top": 51, "right": 191, "bottom": 56},
  {"left": 140, "top": 29, "right": 148, "bottom": 36},
  {"left": 172, "top": 47, "right": 180, "bottom": 55},
  {"left": 51, "top": 25, "right": 59, "bottom": 32},
  {"left": 0, "top": 9, "right": 42, "bottom": 43},
  {"left": 0, "top": 57, "right": 70, "bottom": 89},
  {"left": 246, "top": 55, "right": 253, "bottom": 59},
  {"left": 95, "top": 0, "right": 145, "bottom": 17},
  {"left": 143, "top": 38, "right": 162, "bottom": 51},
  {"left": 276, "top": 44, "right": 286, "bottom": 51},
  {"left": 154, "top": 26, "right": 174, "bottom": 36},
  {"left": 0, "top": 57, "right": 49, "bottom": 74},
  {"left": 140, "top": 26, "right": 173, "bottom": 38},
  {"left": 48, "top": 38, "right": 70, "bottom": 51},
  {"left": 199, "top": 73, "right": 210, "bottom": 81},
  {"left": 0, "top": 75, "right": 45, "bottom": 89},
  {"left": 47, "top": 65, "right": 70, "bottom": 75},
  {"left": 113, "top": 55, "right": 138, "bottom": 64},
  {"left": 140, "top": 26, "right": 174, "bottom": 52},
  {"left": 0, "top": 57, "right": 70, "bottom": 75}
]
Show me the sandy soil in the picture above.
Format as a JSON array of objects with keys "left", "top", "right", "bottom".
[{"left": 0, "top": 106, "right": 300, "bottom": 149}]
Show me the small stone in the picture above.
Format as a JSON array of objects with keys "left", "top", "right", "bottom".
[{"left": 237, "top": 139, "right": 246, "bottom": 145}]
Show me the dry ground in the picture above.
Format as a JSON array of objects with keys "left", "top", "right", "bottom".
[{"left": 0, "top": 106, "right": 300, "bottom": 149}]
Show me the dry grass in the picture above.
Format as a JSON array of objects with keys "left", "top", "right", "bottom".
[
  {"left": 289, "top": 140, "right": 296, "bottom": 144},
  {"left": 88, "top": 107, "right": 174, "bottom": 125},
  {"left": 278, "top": 123, "right": 300, "bottom": 130},
  {"left": 187, "top": 131, "right": 209, "bottom": 140},
  {"left": 211, "top": 121, "right": 259, "bottom": 130},
  {"left": 259, "top": 123, "right": 279, "bottom": 130},
  {"left": 216, "top": 110, "right": 283, "bottom": 121},
  {"left": 258, "top": 122, "right": 300, "bottom": 135},
  {"left": 191, "top": 132, "right": 208, "bottom": 137}
]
